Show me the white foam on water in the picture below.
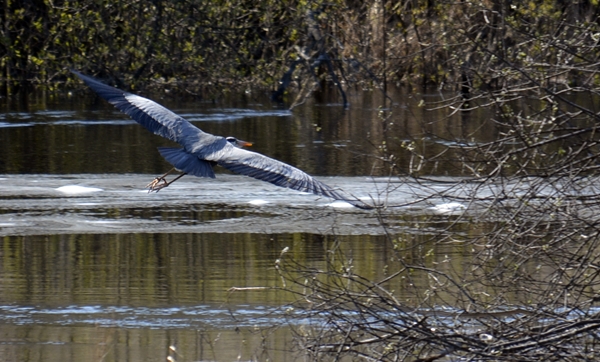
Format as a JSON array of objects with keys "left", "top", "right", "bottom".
[
  {"left": 56, "top": 185, "right": 103, "bottom": 194},
  {"left": 429, "top": 202, "right": 466, "bottom": 215},
  {"left": 327, "top": 200, "right": 354, "bottom": 208},
  {"left": 248, "top": 199, "right": 270, "bottom": 205}
]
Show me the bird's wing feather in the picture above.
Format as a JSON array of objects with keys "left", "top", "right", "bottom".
[
  {"left": 73, "top": 70, "right": 371, "bottom": 209},
  {"left": 72, "top": 70, "right": 203, "bottom": 146},
  {"left": 157, "top": 147, "right": 215, "bottom": 178},
  {"left": 215, "top": 146, "right": 355, "bottom": 202}
]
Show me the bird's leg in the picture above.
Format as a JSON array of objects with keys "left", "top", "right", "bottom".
[
  {"left": 146, "top": 168, "right": 176, "bottom": 190},
  {"left": 148, "top": 173, "right": 186, "bottom": 192},
  {"left": 146, "top": 168, "right": 186, "bottom": 192}
]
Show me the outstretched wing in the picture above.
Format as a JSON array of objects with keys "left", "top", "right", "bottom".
[
  {"left": 213, "top": 146, "right": 371, "bottom": 208},
  {"left": 73, "top": 70, "right": 372, "bottom": 209},
  {"left": 157, "top": 147, "right": 216, "bottom": 178},
  {"left": 72, "top": 70, "right": 203, "bottom": 147}
]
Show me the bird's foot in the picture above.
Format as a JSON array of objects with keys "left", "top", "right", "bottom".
[
  {"left": 145, "top": 170, "right": 185, "bottom": 193},
  {"left": 146, "top": 176, "right": 169, "bottom": 193}
]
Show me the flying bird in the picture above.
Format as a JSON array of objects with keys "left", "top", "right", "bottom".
[{"left": 72, "top": 70, "right": 371, "bottom": 209}]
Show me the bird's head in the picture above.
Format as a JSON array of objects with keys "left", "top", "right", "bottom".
[{"left": 226, "top": 136, "right": 253, "bottom": 148}]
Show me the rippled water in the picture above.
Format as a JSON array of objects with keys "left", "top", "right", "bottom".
[
  {"left": 0, "top": 88, "right": 499, "bottom": 361},
  {"left": 0, "top": 173, "right": 492, "bottom": 236}
]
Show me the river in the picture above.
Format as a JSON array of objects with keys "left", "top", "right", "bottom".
[{"left": 0, "top": 86, "right": 533, "bottom": 361}]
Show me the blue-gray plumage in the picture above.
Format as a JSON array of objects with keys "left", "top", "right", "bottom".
[{"left": 72, "top": 70, "right": 371, "bottom": 209}]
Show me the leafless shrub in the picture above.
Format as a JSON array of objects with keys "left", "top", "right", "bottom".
[
  {"left": 271, "top": 2, "right": 600, "bottom": 361},
  {"left": 275, "top": 219, "right": 600, "bottom": 361}
]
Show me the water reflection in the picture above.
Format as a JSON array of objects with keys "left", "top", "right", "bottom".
[
  {"left": 0, "top": 233, "right": 388, "bottom": 306},
  {"left": 0, "top": 232, "right": 395, "bottom": 361},
  {"left": 0, "top": 88, "right": 562, "bottom": 361},
  {"left": 0, "top": 324, "right": 288, "bottom": 362},
  {"left": 0, "top": 226, "right": 492, "bottom": 361},
  {"left": 0, "top": 87, "right": 499, "bottom": 177}
]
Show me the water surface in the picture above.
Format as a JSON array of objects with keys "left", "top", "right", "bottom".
[{"left": 0, "top": 88, "right": 523, "bottom": 361}]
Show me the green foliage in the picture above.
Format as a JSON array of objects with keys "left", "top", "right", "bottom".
[{"left": 0, "top": 0, "right": 599, "bottom": 94}]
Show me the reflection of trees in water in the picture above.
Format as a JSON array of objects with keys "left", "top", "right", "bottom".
[
  {"left": 275, "top": 216, "right": 600, "bottom": 360},
  {"left": 264, "top": 6, "right": 600, "bottom": 359}
]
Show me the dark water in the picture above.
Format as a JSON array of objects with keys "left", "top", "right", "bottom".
[
  {"left": 0, "top": 87, "right": 502, "bottom": 177},
  {"left": 0, "top": 231, "right": 474, "bottom": 361},
  {"left": 0, "top": 88, "right": 526, "bottom": 361}
]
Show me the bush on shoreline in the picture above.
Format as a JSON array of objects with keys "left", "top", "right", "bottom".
[{"left": 2, "top": 1, "right": 599, "bottom": 98}]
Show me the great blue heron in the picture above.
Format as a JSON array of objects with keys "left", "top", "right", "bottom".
[{"left": 72, "top": 70, "right": 371, "bottom": 209}]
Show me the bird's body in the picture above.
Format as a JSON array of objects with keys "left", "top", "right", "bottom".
[{"left": 73, "top": 70, "right": 371, "bottom": 209}]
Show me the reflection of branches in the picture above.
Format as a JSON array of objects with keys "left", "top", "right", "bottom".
[
  {"left": 275, "top": 239, "right": 600, "bottom": 361},
  {"left": 268, "top": 4, "right": 600, "bottom": 360}
]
